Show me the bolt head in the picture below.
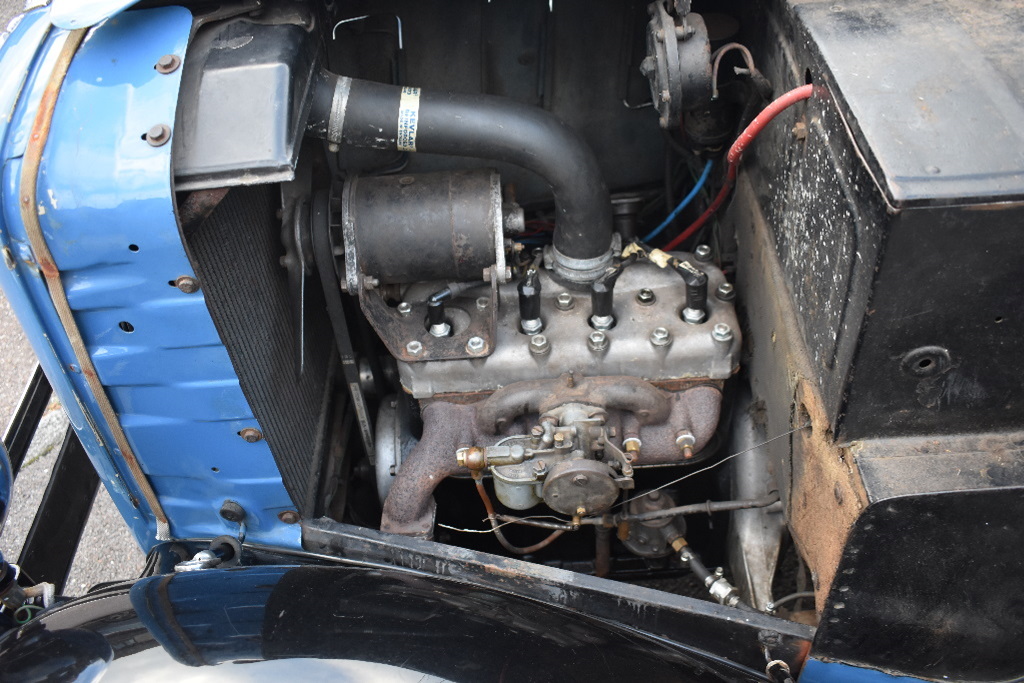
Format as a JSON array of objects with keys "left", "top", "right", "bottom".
[
  {"left": 588, "top": 330, "right": 608, "bottom": 351},
  {"left": 466, "top": 336, "right": 486, "bottom": 354},
  {"left": 530, "top": 425, "right": 545, "bottom": 437},
  {"left": 650, "top": 326, "right": 672, "bottom": 347},
  {"left": 397, "top": 301, "right": 413, "bottom": 316},
  {"left": 555, "top": 292, "right": 574, "bottom": 310},
  {"left": 694, "top": 244, "right": 712, "bottom": 262},
  {"left": 476, "top": 296, "right": 490, "bottom": 311},
  {"left": 712, "top": 323, "right": 734, "bottom": 342},
  {"left": 682, "top": 307, "right": 707, "bottom": 325},
  {"left": 590, "top": 314, "right": 614, "bottom": 331},
  {"left": 145, "top": 124, "right": 171, "bottom": 146},
  {"left": 406, "top": 340, "right": 424, "bottom": 355},
  {"left": 572, "top": 474, "right": 589, "bottom": 486},
  {"left": 636, "top": 288, "right": 656, "bottom": 305},
  {"left": 155, "top": 54, "right": 181, "bottom": 74},
  {"left": 529, "top": 334, "right": 550, "bottom": 355},
  {"left": 174, "top": 275, "right": 200, "bottom": 294},
  {"left": 239, "top": 427, "right": 263, "bottom": 443},
  {"left": 278, "top": 510, "right": 300, "bottom": 524},
  {"left": 716, "top": 282, "right": 735, "bottom": 301}
]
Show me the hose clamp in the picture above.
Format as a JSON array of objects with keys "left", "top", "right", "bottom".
[{"left": 547, "top": 241, "right": 617, "bottom": 284}]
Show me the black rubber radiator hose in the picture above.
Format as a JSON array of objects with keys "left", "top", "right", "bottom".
[{"left": 307, "top": 71, "right": 613, "bottom": 276}]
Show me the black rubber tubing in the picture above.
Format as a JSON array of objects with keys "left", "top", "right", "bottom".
[{"left": 308, "top": 71, "right": 612, "bottom": 261}]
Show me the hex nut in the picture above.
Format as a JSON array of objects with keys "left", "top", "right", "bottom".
[
  {"left": 555, "top": 292, "right": 575, "bottom": 311},
  {"left": 175, "top": 275, "right": 200, "bottom": 294},
  {"left": 588, "top": 330, "right": 608, "bottom": 351},
  {"left": 239, "top": 427, "right": 263, "bottom": 443},
  {"left": 694, "top": 244, "right": 712, "bottom": 262},
  {"left": 466, "top": 336, "right": 486, "bottom": 354},
  {"left": 145, "top": 124, "right": 171, "bottom": 147},
  {"left": 712, "top": 323, "right": 734, "bottom": 342},
  {"left": 155, "top": 54, "right": 181, "bottom": 74},
  {"left": 278, "top": 510, "right": 300, "bottom": 524},
  {"left": 476, "top": 296, "right": 490, "bottom": 311},
  {"left": 716, "top": 282, "right": 736, "bottom": 301},
  {"left": 406, "top": 340, "right": 424, "bottom": 356},
  {"left": 397, "top": 302, "right": 413, "bottom": 316},
  {"left": 529, "top": 334, "right": 550, "bottom": 355},
  {"left": 650, "top": 327, "right": 672, "bottom": 347},
  {"left": 636, "top": 288, "right": 656, "bottom": 305}
]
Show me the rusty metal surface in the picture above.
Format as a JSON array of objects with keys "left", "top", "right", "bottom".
[
  {"left": 17, "top": 27, "right": 170, "bottom": 539},
  {"left": 177, "top": 187, "right": 230, "bottom": 232},
  {"left": 732, "top": 174, "right": 867, "bottom": 611}
]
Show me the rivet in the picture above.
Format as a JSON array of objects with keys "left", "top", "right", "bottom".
[
  {"left": 278, "top": 510, "right": 300, "bottom": 524},
  {"left": 174, "top": 275, "right": 200, "bottom": 293},
  {"left": 239, "top": 427, "right": 263, "bottom": 443},
  {"left": 155, "top": 54, "right": 181, "bottom": 74},
  {"left": 145, "top": 124, "right": 171, "bottom": 147}
]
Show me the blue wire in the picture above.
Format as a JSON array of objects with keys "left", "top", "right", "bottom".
[{"left": 642, "top": 159, "right": 713, "bottom": 243}]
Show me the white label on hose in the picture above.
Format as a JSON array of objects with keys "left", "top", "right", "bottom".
[{"left": 397, "top": 86, "right": 421, "bottom": 152}]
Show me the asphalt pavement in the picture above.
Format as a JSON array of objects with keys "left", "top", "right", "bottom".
[{"left": 0, "top": 0, "right": 145, "bottom": 595}]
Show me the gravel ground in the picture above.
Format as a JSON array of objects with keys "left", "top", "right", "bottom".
[{"left": 0, "top": 0, "right": 145, "bottom": 595}]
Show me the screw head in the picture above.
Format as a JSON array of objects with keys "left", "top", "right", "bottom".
[
  {"left": 476, "top": 296, "right": 490, "bottom": 311},
  {"left": 406, "top": 340, "right": 424, "bottom": 356},
  {"left": 636, "top": 288, "right": 656, "bottom": 305},
  {"left": 553, "top": 432, "right": 565, "bottom": 445},
  {"left": 155, "top": 54, "right": 181, "bottom": 74},
  {"left": 397, "top": 301, "right": 412, "bottom": 316},
  {"left": 650, "top": 327, "right": 672, "bottom": 347},
  {"left": 588, "top": 330, "right": 608, "bottom": 351},
  {"left": 555, "top": 292, "right": 574, "bottom": 310},
  {"left": 239, "top": 427, "right": 263, "bottom": 443},
  {"left": 174, "top": 275, "right": 200, "bottom": 294},
  {"left": 533, "top": 460, "right": 547, "bottom": 475},
  {"left": 145, "top": 124, "right": 171, "bottom": 147},
  {"left": 572, "top": 474, "right": 589, "bottom": 486},
  {"left": 716, "top": 282, "right": 735, "bottom": 301},
  {"left": 529, "top": 334, "right": 550, "bottom": 355},
  {"left": 278, "top": 510, "right": 300, "bottom": 524},
  {"left": 712, "top": 323, "right": 734, "bottom": 342},
  {"left": 530, "top": 425, "right": 545, "bottom": 437},
  {"left": 694, "top": 244, "right": 712, "bottom": 262},
  {"left": 466, "top": 336, "right": 486, "bottom": 354}
]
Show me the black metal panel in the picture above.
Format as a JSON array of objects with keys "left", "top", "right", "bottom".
[
  {"left": 185, "top": 186, "right": 333, "bottom": 514},
  {"left": 18, "top": 429, "right": 98, "bottom": 593},
  {"left": 173, "top": 14, "right": 317, "bottom": 191},
  {"left": 841, "top": 204, "right": 1024, "bottom": 438},
  {"left": 302, "top": 518, "right": 814, "bottom": 675},
  {"left": 812, "top": 486, "right": 1024, "bottom": 681},
  {"left": 3, "top": 365, "right": 52, "bottom": 476}
]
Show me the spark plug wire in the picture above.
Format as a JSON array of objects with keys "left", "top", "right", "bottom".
[{"left": 663, "top": 84, "right": 815, "bottom": 252}]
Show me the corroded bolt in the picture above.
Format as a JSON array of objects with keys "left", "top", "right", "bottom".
[
  {"left": 533, "top": 460, "right": 548, "bottom": 475},
  {"left": 406, "top": 340, "right": 424, "bottom": 356},
  {"left": 712, "top": 323, "right": 733, "bottom": 343},
  {"left": 466, "top": 336, "right": 486, "bottom": 354},
  {"left": 588, "top": 330, "right": 608, "bottom": 352},
  {"left": 555, "top": 292, "right": 574, "bottom": 311},
  {"left": 155, "top": 54, "right": 181, "bottom": 74},
  {"left": 145, "top": 124, "right": 171, "bottom": 147},
  {"left": 553, "top": 432, "right": 565, "bottom": 446},
  {"left": 278, "top": 510, "right": 300, "bottom": 524},
  {"left": 397, "top": 301, "right": 412, "bottom": 316},
  {"left": 694, "top": 244, "right": 712, "bottom": 262},
  {"left": 174, "top": 275, "right": 200, "bottom": 294},
  {"left": 239, "top": 427, "right": 263, "bottom": 443},
  {"left": 716, "top": 282, "right": 735, "bottom": 301},
  {"left": 529, "top": 334, "right": 550, "bottom": 355},
  {"left": 530, "top": 425, "right": 545, "bottom": 438},
  {"left": 650, "top": 327, "right": 672, "bottom": 347},
  {"left": 675, "top": 430, "right": 696, "bottom": 459},
  {"left": 636, "top": 288, "right": 656, "bottom": 305}
]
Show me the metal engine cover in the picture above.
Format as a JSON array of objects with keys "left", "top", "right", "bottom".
[{"left": 397, "top": 254, "right": 739, "bottom": 398}]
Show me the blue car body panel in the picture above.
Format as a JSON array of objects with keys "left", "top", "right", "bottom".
[
  {"left": 800, "top": 659, "right": 928, "bottom": 682},
  {"left": 0, "top": 7, "right": 299, "bottom": 550},
  {"left": 48, "top": 0, "right": 140, "bottom": 30}
]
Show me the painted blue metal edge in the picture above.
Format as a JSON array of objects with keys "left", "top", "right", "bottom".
[
  {"left": 0, "top": 7, "right": 300, "bottom": 551},
  {"left": 801, "top": 659, "right": 930, "bottom": 682}
]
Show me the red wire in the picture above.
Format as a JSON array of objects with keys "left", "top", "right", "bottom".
[{"left": 663, "top": 84, "right": 815, "bottom": 251}]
